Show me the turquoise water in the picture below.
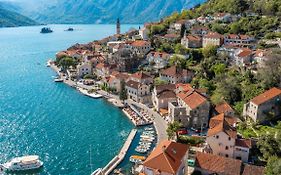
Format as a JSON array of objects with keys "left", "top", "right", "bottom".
[{"left": 0, "top": 24, "right": 140, "bottom": 175}]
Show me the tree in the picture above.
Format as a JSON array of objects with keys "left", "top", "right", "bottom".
[
  {"left": 202, "top": 45, "right": 217, "bottom": 58},
  {"left": 169, "top": 55, "right": 186, "bottom": 68},
  {"left": 265, "top": 156, "right": 281, "bottom": 175},
  {"left": 83, "top": 74, "right": 95, "bottom": 79},
  {"left": 119, "top": 80, "right": 127, "bottom": 101},
  {"left": 58, "top": 57, "right": 77, "bottom": 71},
  {"left": 166, "top": 121, "right": 183, "bottom": 140},
  {"left": 154, "top": 77, "right": 168, "bottom": 86},
  {"left": 257, "top": 122, "right": 281, "bottom": 161}
]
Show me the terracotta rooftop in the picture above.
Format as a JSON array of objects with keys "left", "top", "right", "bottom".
[
  {"left": 235, "top": 138, "right": 252, "bottom": 148},
  {"left": 225, "top": 34, "right": 252, "bottom": 40},
  {"left": 204, "top": 32, "right": 223, "bottom": 39},
  {"left": 215, "top": 102, "right": 234, "bottom": 114},
  {"left": 176, "top": 83, "right": 193, "bottom": 93},
  {"left": 143, "top": 140, "right": 188, "bottom": 174},
  {"left": 163, "top": 33, "right": 179, "bottom": 38},
  {"left": 195, "top": 152, "right": 242, "bottom": 175},
  {"left": 131, "top": 40, "right": 150, "bottom": 47},
  {"left": 158, "top": 90, "right": 177, "bottom": 99},
  {"left": 95, "top": 63, "right": 109, "bottom": 69},
  {"left": 126, "top": 80, "right": 141, "bottom": 89},
  {"left": 148, "top": 51, "right": 170, "bottom": 58},
  {"left": 177, "top": 90, "right": 207, "bottom": 109},
  {"left": 237, "top": 48, "right": 253, "bottom": 57},
  {"left": 241, "top": 164, "right": 265, "bottom": 175},
  {"left": 155, "top": 84, "right": 176, "bottom": 94},
  {"left": 186, "top": 35, "right": 202, "bottom": 41},
  {"left": 251, "top": 87, "right": 281, "bottom": 105},
  {"left": 208, "top": 113, "right": 237, "bottom": 138},
  {"left": 131, "top": 71, "right": 151, "bottom": 80},
  {"left": 161, "top": 66, "right": 191, "bottom": 77}
]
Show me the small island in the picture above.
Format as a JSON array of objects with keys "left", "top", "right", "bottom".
[
  {"left": 65, "top": 27, "right": 74, "bottom": 31},
  {"left": 40, "top": 27, "right": 53, "bottom": 34}
]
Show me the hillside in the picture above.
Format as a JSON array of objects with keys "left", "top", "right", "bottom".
[
  {"left": 1, "top": 0, "right": 207, "bottom": 24},
  {"left": 0, "top": 8, "right": 38, "bottom": 27}
]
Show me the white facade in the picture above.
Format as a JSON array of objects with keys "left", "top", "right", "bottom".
[{"left": 77, "top": 62, "right": 92, "bottom": 78}]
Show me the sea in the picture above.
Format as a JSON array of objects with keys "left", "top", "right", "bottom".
[{"left": 0, "top": 24, "right": 141, "bottom": 175}]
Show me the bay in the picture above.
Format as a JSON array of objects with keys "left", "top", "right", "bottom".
[{"left": 0, "top": 24, "right": 140, "bottom": 175}]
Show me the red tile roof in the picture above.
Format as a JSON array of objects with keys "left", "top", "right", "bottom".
[
  {"left": 241, "top": 164, "right": 265, "bottom": 175},
  {"left": 163, "top": 33, "right": 179, "bottom": 39},
  {"left": 131, "top": 71, "right": 151, "bottom": 80},
  {"left": 215, "top": 102, "right": 234, "bottom": 114},
  {"left": 237, "top": 48, "right": 253, "bottom": 57},
  {"left": 235, "top": 139, "right": 252, "bottom": 148},
  {"left": 204, "top": 32, "right": 223, "bottom": 39},
  {"left": 177, "top": 90, "right": 208, "bottom": 109},
  {"left": 148, "top": 51, "right": 170, "bottom": 59},
  {"left": 195, "top": 152, "right": 242, "bottom": 175},
  {"left": 186, "top": 35, "right": 202, "bottom": 41},
  {"left": 161, "top": 66, "right": 191, "bottom": 77},
  {"left": 251, "top": 87, "right": 281, "bottom": 105},
  {"left": 131, "top": 40, "right": 150, "bottom": 47},
  {"left": 143, "top": 140, "right": 188, "bottom": 174},
  {"left": 208, "top": 113, "right": 237, "bottom": 138}
]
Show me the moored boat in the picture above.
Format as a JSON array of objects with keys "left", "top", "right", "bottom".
[
  {"left": 129, "top": 155, "right": 146, "bottom": 164},
  {"left": 0, "top": 155, "right": 43, "bottom": 172},
  {"left": 91, "top": 168, "right": 102, "bottom": 175},
  {"left": 54, "top": 78, "right": 63, "bottom": 82}
]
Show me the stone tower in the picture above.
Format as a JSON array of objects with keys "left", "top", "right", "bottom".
[{"left": 116, "top": 18, "right": 121, "bottom": 35}]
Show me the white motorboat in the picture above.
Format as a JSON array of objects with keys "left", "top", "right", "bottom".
[
  {"left": 0, "top": 155, "right": 43, "bottom": 172},
  {"left": 77, "top": 88, "right": 103, "bottom": 99},
  {"left": 54, "top": 78, "right": 63, "bottom": 82}
]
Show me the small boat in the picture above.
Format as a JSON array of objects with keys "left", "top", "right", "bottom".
[
  {"left": 144, "top": 127, "right": 154, "bottom": 131},
  {"left": 65, "top": 27, "right": 74, "bottom": 31},
  {"left": 78, "top": 88, "right": 103, "bottom": 99},
  {"left": 91, "top": 168, "right": 102, "bottom": 175},
  {"left": 0, "top": 155, "right": 43, "bottom": 172},
  {"left": 54, "top": 78, "right": 63, "bottom": 82},
  {"left": 46, "top": 60, "right": 52, "bottom": 67},
  {"left": 129, "top": 155, "right": 146, "bottom": 163}
]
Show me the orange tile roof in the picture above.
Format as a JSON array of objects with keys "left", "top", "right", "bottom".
[
  {"left": 161, "top": 66, "right": 191, "bottom": 77},
  {"left": 237, "top": 48, "right": 252, "bottom": 57},
  {"left": 241, "top": 164, "right": 265, "bottom": 175},
  {"left": 177, "top": 90, "right": 207, "bottom": 109},
  {"left": 235, "top": 138, "right": 252, "bottom": 148},
  {"left": 163, "top": 33, "right": 179, "bottom": 38},
  {"left": 251, "top": 87, "right": 281, "bottom": 105},
  {"left": 95, "top": 63, "right": 108, "bottom": 69},
  {"left": 215, "top": 102, "right": 234, "bottom": 114},
  {"left": 131, "top": 71, "right": 151, "bottom": 80},
  {"left": 195, "top": 152, "right": 242, "bottom": 175},
  {"left": 208, "top": 113, "right": 237, "bottom": 138},
  {"left": 131, "top": 40, "right": 150, "bottom": 47},
  {"left": 148, "top": 51, "right": 170, "bottom": 58},
  {"left": 176, "top": 83, "right": 193, "bottom": 93},
  {"left": 186, "top": 35, "right": 202, "bottom": 41},
  {"left": 204, "top": 32, "right": 223, "bottom": 39},
  {"left": 143, "top": 140, "right": 188, "bottom": 174}
]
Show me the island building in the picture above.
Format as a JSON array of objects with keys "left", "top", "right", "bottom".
[{"left": 243, "top": 87, "right": 281, "bottom": 123}]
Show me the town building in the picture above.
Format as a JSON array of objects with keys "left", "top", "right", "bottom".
[
  {"left": 202, "top": 32, "right": 224, "bottom": 48},
  {"left": 77, "top": 62, "right": 92, "bottom": 78},
  {"left": 224, "top": 34, "right": 255, "bottom": 48},
  {"left": 130, "top": 40, "right": 151, "bottom": 55},
  {"left": 195, "top": 152, "right": 264, "bottom": 175},
  {"left": 181, "top": 33, "right": 202, "bottom": 48},
  {"left": 152, "top": 84, "right": 177, "bottom": 112},
  {"left": 214, "top": 13, "right": 232, "bottom": 22},
  {"left": 159, "top": 66, "right": 194, "bottom": 84},
  {"left": 233, "top": 48, "right": 253, "bottom": 67},
  {"left": 95, "top": 63, "right": 111, "bottom": 78},
  {"left": 125, "top": 72, "right": 153, "bottom": 104},
  {"left": 174, "top": 20, "right": 186, "bottom": 30},
  {"left": 146, "top": 51, "right": 170, "bottom": 70},
  {"left": 206, "top": 113, "right": 252, "bottom": 162},
  {"left": 143, "top": 140, "right": 189, "bottom": 175},
  {"left": 139, "top": 27, "right": 149, "bottom": 40},
  {"left": 243, "top": 87, "right": 281, "bottom": 123},
  {"left": 215, "top": 101, "right": 235, "bottom": 117},
  {"left": 108, "top": 72, "right": 130, "bottom": 92},
  {"left": 191, "top": 26, "right": 209, "bottom": 36},
  {"left": 111, "top": 48, "right": 139, "bottom": 72},
  {"left": 252, "top": 49, "right": 271, "bottom": 68},
  {"left": 116, "top": 18, "right": 120, "bottom": 35},
  {"left": 168, "top": 89, "right": 210, "bottom": 129}
]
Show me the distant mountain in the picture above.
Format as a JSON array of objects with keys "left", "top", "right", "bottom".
[
  {"left": 0, "top": 8, "right": 38, "bottom": 27},
  {"left": 0, "top": 0, "right": 207, "bottom": 24}
]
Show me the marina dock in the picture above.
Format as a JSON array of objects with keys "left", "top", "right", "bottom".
[{"left": 93, "top": 129, "right": 137, "bottom": 175}]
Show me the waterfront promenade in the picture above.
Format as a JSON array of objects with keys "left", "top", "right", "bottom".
[{"left": 96, "top": 129, "right": 137, "bottom": 175}]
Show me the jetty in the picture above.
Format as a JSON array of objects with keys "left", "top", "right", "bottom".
[{"left": 93, "top": 129, "right": 137, "bottom": 175}]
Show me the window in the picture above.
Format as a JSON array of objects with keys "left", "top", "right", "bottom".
[
  {"left": 225, "top": 154, "right": 229, "bottom": 158},
  {"left": 216, "top": 135, "right": 219, "bottom": 139},
  {"left": 225, "top": 146, "right": 229, "bottom": 150},
  {"left": 228, "top": 137, "right": 231, "bottom": 141}
]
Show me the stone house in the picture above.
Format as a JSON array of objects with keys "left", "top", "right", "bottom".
[
  {"left": 181, "top": 34, "right": 202, "bottom": 48},
  {"left": 224, "top": 34, "right": 255, "bottom": 48},
  {"left": 146, "top": 51, "right": 171, "bottom": 70},
  {"left": 77, "top": 62, "right": 92, "bottom": 78},
  {"left": 202, "top": 32, "right": 224, "bottom": 48},
  {"left": 206, "top": 113, "right": 252, "bottom": 163},
  {"left": 191, "top": 26, "right": 209, "bottom": 36},
  {"left": 125, "top": 80, "right": 151, "bottom": 104},
  {"left": 108, "top": 72, "right": 130, "bottom": 92},
  {"left": 234, "top": 48, "right": 253, "bottom": 67},
  {"left": 152, "top": 84, "right": 177, "bottom": 112},
  {"left": 160, "top": 66, "right": 194, "bottom": 84},
  {"left": 168, "top": 89, "right": 210, "bottom": 128},
  {"left": 130, "top": 40, "right": 151, "bottom": 55},
  {"left": 243, "top": 87, "right": 281, "bottom": 123},
  {"left": 215, "top": 101, "right": 235, "bottom": 117}
]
